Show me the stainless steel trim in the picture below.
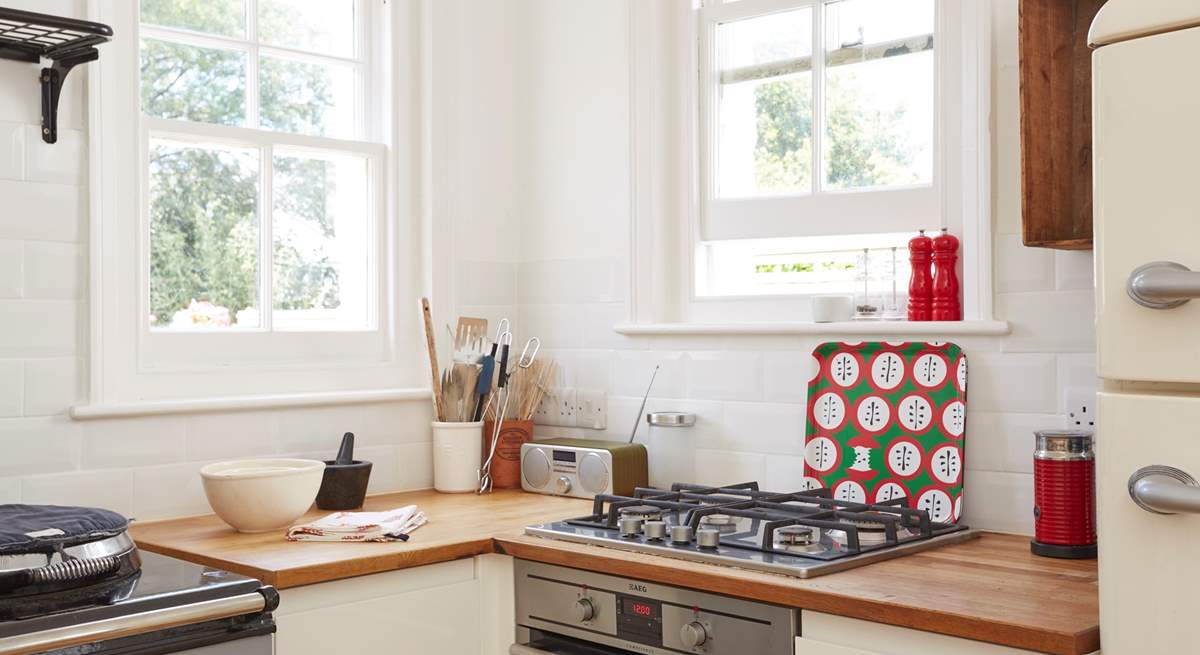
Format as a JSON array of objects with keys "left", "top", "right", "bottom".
[
  {"left": 0, "top": 532, "right": 137, "bottom": 574},
  {"left": 646, "top": 412, "right": 696, "bottom": 427},
  {"left": 1127, "top": 261, "right": 1200, "bottom": 309},
  {"left": 1129, "top": 465, "right": 1200, "bottom": 515},
  {"left": 0, "top": 592, "right": 267, "bottom": 655},
  {"left": 1034, "top": 430, "right": 1094, "bottom": 461},
  {"left": 525, "top": 525, "right": 979, "bottom": 578}
]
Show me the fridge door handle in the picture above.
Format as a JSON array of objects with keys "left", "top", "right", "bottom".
[
  {"left": 1127, "top": 261, "right": 1200, "bottom": 309},
  {"left": 1129, "top": 465, "right": 1200, "bottom": 514}
]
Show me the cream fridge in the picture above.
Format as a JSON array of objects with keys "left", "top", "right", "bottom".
[{"left": 1091, "top": 2, "right": 1200, "bottom": 653}]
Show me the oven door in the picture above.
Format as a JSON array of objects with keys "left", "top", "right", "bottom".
[{"left": 512, "top": 628, "right": 652, "bottom": 655}]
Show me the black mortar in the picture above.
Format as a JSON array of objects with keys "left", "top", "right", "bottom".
[{"left": 316, "top": 432, "right": 373, "bottom": 510}]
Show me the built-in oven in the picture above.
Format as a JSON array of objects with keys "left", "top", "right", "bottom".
[{"left": 513, "top": 560, "right": 795, "bottom": 655}]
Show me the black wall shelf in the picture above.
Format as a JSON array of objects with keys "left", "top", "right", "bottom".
[{"left": 0, "top": 6, "right": 112, "bottom": 144}]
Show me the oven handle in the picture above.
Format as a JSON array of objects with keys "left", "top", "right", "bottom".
[
  {"left": 0, "top": 591, "right": 270, "bottom": 655},
  {"left": 511, "top": 642, "right": 636, "bottom": 655}
]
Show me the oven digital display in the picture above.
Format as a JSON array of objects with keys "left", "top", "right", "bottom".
[
  {"left": 617, "top": 595, "right": 662, "bottom": 646},
  {"left": 552, "top": 450, "right": 576, "bottom": 463}
]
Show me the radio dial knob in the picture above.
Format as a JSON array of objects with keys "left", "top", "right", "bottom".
[
  {"left": 556, "top": 476, "right": 572, "bottom": 494},
  {"left": 680, "top": 621, "right": 708, "bottom": 648},
  {"left": 574, "top": 598, "right": 595, "bottom": 622}
]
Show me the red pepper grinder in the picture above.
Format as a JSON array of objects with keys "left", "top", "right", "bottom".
[
  {"left": 932, "top": 229, "right": 961, "bottom": 321},
  {"left": 907, "top": 230, "right": 933, "bottom": 321}
]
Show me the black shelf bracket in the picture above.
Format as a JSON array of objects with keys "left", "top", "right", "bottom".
[
  {"left": 0, "top": 6, "right": 112, "bottom": 144},
  {"left": 40, "top": 47, "right": 97, "bottom": 144}
]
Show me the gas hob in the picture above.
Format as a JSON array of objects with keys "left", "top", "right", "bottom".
[{"left": 526, "top": 481, "right": 977, "bottom": 577}]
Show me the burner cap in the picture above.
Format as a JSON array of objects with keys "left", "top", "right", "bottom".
[
  {"left": 775, "top": 525, "right": 818, "bottom": 546},
  {"left": 698, "top": 513, "right": 738, "bottom": 533},
  {"left": 842, "top": 512, "right": 893, "bottom": 532},
  {"left": 618, "top": 505, "right": 663, "bottom": 521}
]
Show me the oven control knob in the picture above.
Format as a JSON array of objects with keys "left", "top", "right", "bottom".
[
  {"left": 574, "top": 598, "right": 595, "bottom": 622},
  {"left": 556, "top": 476, "right": 572, "bottom": 494},
  {"left": 680, "top": 621, "right": 708, "bottom": 648}
]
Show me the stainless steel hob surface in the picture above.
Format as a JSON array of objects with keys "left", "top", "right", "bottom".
[{"left": 525, "top": 481, "right": 977, "bottom": 578}]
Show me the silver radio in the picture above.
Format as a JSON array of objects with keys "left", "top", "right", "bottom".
[{"left": 520, "top": 439, "right": 648, "bottom": 499}]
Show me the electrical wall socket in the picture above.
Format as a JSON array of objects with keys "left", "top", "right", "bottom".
[
  {"left": 534, "top": 387, "right": 578, "bottom": 427},
  {"left": 575, "top": 390, "right": 607, "bottom": 430},
  {"left": 1065, "top": 387, "right": 1097, "bottom": 430}
]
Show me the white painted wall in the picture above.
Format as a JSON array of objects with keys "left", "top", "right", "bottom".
[
  {"left": 458, "top": 0, "right": 1097, "bottom": 535},
  {"left": 0, "top": 0, "right": 433, "bottom": 520}
]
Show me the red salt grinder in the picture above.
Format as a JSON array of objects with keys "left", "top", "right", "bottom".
[
  {"left": 932, "top": 229, "right": 961, "bottom": 321},
  {"left": 907, "top": 230, "right": 933, "bottom": 321},
  {"left": 1032, "top": 430, "right": 1097, "bottom": 559}
]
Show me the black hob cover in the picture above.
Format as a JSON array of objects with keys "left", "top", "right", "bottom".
[{"left": 0, "top": 504, "right": 129, "bottom": 555}]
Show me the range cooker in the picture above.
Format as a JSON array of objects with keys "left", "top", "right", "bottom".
[{"left": 525, "top": 481, "right": 976, "bottom": 578}]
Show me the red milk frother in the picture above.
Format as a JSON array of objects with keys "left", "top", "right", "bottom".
[{"left": 1031, "top": 430, "right": 1097, "bottom": 559}]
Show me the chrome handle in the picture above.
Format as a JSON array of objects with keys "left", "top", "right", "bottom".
[
  {"left": 1129, "top": 466, "right": 1200, "bottom": 514},
  {"left": 1127, "top": 261, "right": 1200, "bottom": 309},
  {"left": 0, "top": 591, "right": 268, "bottom": 655}
]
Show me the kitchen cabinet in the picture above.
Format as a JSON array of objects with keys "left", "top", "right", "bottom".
[
  {"left": 796, "top": 612, "right": 1098, "bottom": 655},
  {"left": 1018, "top": 0, "right": 1106, "bottom": 249},
  {"left": 274, "top": 554, "right": 515, "bottom": 655}
]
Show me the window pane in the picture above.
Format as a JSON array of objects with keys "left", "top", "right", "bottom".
[
  {"left": 149, "top": 140, "right": 260, "bottom": 329},
  {"left": 141, "top": 38, "right": 247, "bottom": 126},
  {"left": 273, "top": 151, "right": 371, "bottom": 330},
  {"left": 140, "top": 0, "right": 245, "bottom": 38},
  {"left": 716, "top": 8, "right": 813, "bottom": 198},
  {"left": 259, "top": 55, "right": 357, "bottom": 138},
  {"left": 823, "top": 0, "right": 934, "bottom": 191},
  {"left": 258, "top": 0, "right": 356, "bottom": 58}
]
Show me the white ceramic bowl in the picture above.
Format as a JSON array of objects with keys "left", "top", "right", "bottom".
[{"left": 200, "top": 458, "right": 326, "bottom": 533}]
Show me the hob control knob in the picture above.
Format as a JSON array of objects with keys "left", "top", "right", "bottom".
[
  {"left": 680, "top": 621, "right": 708, "bottom": 648},
  {"left": 556, "top": 476, "right": 572, "bottom": 495},
  {"left": 574, "top": 598, "right": 595, "bottom": 622}
]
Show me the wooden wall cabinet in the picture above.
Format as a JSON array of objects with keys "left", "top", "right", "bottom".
[{"left": 1019, "top": 0, "right": 1107, "bottom": 250}]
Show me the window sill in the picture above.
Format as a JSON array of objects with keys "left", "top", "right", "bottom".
[
  {"left": 613, "top": 320, "right": 1011, "bottom": 337},
  {"left": 70, "top": 388, "right": 432, "bottom": 421}
]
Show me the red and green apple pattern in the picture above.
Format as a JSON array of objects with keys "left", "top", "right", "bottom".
[{"left": 803, "top": 341, "right": 966, "bottom": 524}]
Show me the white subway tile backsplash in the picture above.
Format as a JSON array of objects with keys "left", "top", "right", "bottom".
[
  {"left": 133, "top": 461, "right": 212, "bottom": 520},
  {"left": 722, "top": 402, "right": 805, "bottom": 456},
  {"left": 0, "top": 239, "right": 21, "bottom": 298},
  {"left": 694, "top": 450, "right": 765, "bottom": 486},
  {"left": 358, "top": 445, "right": 401, "bottom": 493},
  {"left": 456, "top": 260, "right": 516, "bottom": 307},
  {"left": 82, "top": 416, "right": 187, "bottom": 469},
  {"left": 574, "top": 350, "right": 614, "bottom": 391},
  {"left": 23, "top": 469, "right": 134, "bottom": 516},
  {"left": 961, "top": 470, "right": 1033, "bottom": 535},
  {"left": 580, "top": 303, "right": 636, "bottom": 350},
  {"left": 966, "top": 411, "right": 1066, "bottom": 475},
  {"left": 997, "top": 291, "right": 1095, "bottom": 353},
  {"left": 612, "top": 350, "right": 686, "bottom": 399},
  {"left": 0, "top": 180, "right": 84, "bottom": 243},
  {"left": 23, "top": 357, "right": 82, "bottom": 416},
  {"left": 0, "top": 300, "right": 78, "bottom": 357},
  {"left": 0, "top": 477, "right": 19, "bottom": 502},
  {"left": 22, "top": 241, "right": 83, "bottom": 299},
  {"left": 517, "top": 303, "right": 582, "bottom": 349},
  {"left": 0, "top": 360, "right": 21, "bottom": 417},
  {"left": 965, "top": 353, "right": 1057, "bottom": 413},
  {"left": 0, "top": 121, "right": 21, "bottom": 180},
  {"left": 763, "top": 351, "right": 818, "bottom": 404},
  {"left": 686, "top": 351, "right": 763, "bottom": 402},
  {"left": 186, "top": 411, "right": 278, "bottom": 461},
  {"left": 995, "top": 234, "right": 1054, "bottom": 293},
  {"left": 0, "top": 417, "right": 80, "bottom": 476},
  {"left": 24, "top": 126, "right": 84, "bottom": 185},
  {"left": 1055, "top": 250, "right": 1095, "bottom": 291},
  {"left": 763, "top": 455, "right": 805, "bottom": 491},
  {"left": 1056, "top": 353, "right": 1098, "bottom": 393},
  {"left": 397, "top": 441, "right": 433, "bottom": 490}
]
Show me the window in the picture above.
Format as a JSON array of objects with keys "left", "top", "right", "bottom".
[
  {"left": 139, "top": 0, "right": 377, "bottom": 332},
  {"left": 693, "top": 0, "right": 978, "bottom": 308},
  {"left": 83, "top": 0, "right": 413, "bottom": 408}
]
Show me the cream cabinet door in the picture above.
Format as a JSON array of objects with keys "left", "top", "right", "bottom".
[
  {"left": 1093, "top": 24, "right": 1200, "bottom": 383},
  {"left": 798, "top": 612, "right": 1050, "bottom": 655},
  {"left": 1097, "top": 392, "right": 1200, "bottom": 654}
]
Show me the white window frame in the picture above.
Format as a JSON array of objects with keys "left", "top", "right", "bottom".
[
  {"left": 80, "top": 0, "right": 424, "bottom": 411},
  {"left": 626, "top": 0, "right": 993, "bottom": 327}
]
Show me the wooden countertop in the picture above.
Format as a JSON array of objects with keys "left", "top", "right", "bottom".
[
  {"left": 130, "top": 489, "right": 590, "bottom": 588},
  {"left": 496, "top": 532, "right": 1099, "bottom": 655},
  {"left": 132, "top": 490, "right": 1098, "bottom": 655}
]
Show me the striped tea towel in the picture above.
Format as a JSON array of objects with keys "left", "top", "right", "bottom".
[{"left": 286, "top": 505, "right": 428, "bottom": 542}]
